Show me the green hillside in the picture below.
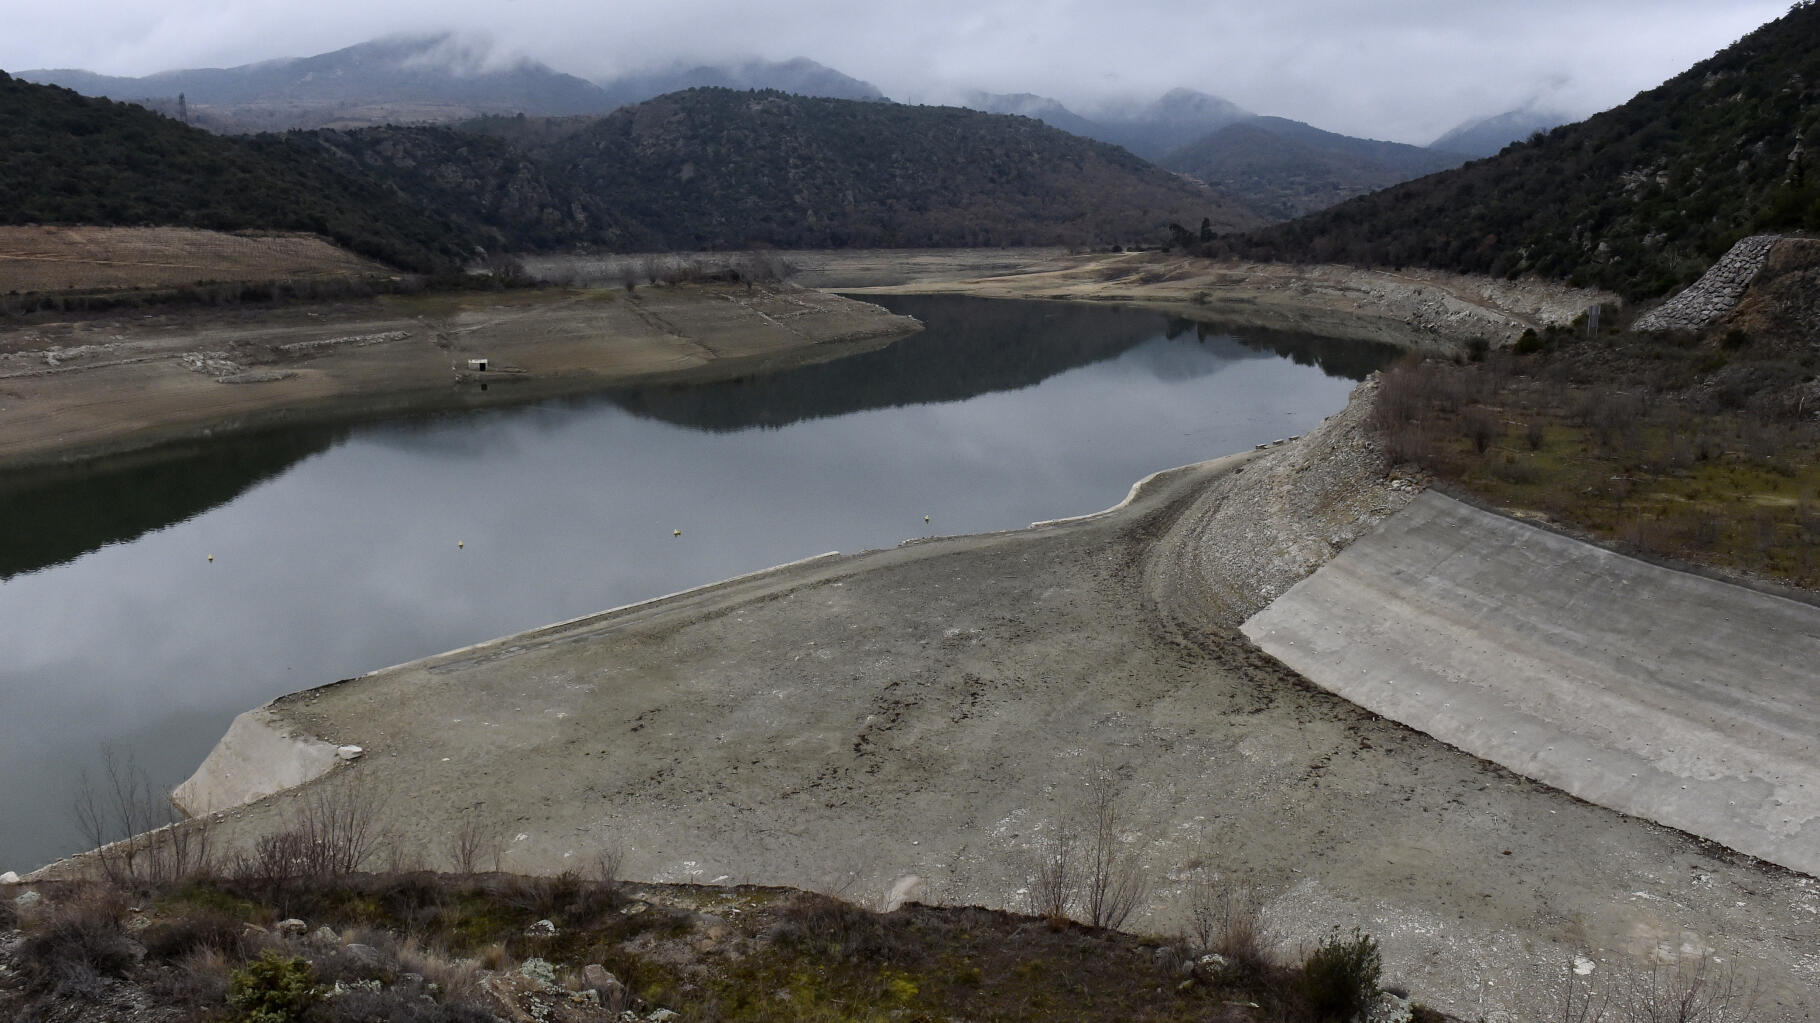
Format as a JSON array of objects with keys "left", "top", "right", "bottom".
[
  {"left": 0, "top": 71, "right": 476, "bottom": 273},
  {"left": 1227, "top": 3, "right": 1820, "bottom": 298}
]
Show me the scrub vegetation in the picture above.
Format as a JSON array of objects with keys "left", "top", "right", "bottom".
[{"left": 1369, "top": 309, "right": 1820, "bottom": 589}]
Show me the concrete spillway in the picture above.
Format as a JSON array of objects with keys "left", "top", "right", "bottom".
[{"left": 1243, "top": 490, "right": 1820, "bottom": 877}]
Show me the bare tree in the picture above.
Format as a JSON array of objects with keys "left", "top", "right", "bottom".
[
  {"left": 593, "top": 837, "right": 626, "bottom": 891},
  {"left": 447, "top": 808, "right": 506, "bottom": 875},
  {"left": 73, "top": 746, "right": 214, "bottom": 887},
  {"left": 231, "top": 779, "right": 389, "bottom": 882},
  {"left": 1621, "top": 957, "right": 1755, "bottom": 1023},
  {"left": 1182, "top": 877, "right": 1276, "bottom": 969},
  {"left": 1082, "top": 766, "right": 1147, "bottom": 930},
  {"left": 1026, "top": 819, "right": 1079, "bottom": 922}
]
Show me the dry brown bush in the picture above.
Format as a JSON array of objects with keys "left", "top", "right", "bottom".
[
  {"left": 73, "top": 746, "right": 216, "bottom": 889},
  {"left": 13, "top": 889, "right": 136, "bottom": 1000},
  {"left": 1082, "top": 767, "right": 1147, "bottom": 930},
  {"left": 447, "top": 808, "right": 506, "bottom": 875},
  {"left": 231, "top": 781, "right": 390, "bottom": 883}
]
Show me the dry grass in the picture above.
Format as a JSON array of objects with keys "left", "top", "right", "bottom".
[
  {"left": 0, "top": 226, "right": 388, "bottom": 293},
  {"left": 1371, "top": 342, "right": 1820, "bottom": 590}
]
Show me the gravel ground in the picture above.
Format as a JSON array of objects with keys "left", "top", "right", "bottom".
[{"left": 126, "top": 388, "right": 1819, "bottom": 1020}]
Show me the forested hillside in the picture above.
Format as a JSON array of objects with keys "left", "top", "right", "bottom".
[
  {"left": 311, "top": 89, "right": 1261, "bottom": 250},
  {"left": 3, "top": 73, "right": 1257, "bottom": 266},
  {"left": 0, "top": 72, "right": 476, "bottom": 273},
  {"left": 1223, "top": 2, "right": 1820, "bottom": 298},
  {"left": 1160, "top": 116, "right": 1464, "bottom": 220}
]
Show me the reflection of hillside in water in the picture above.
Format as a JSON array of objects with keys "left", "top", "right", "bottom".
[
  {"left": 606, "top": 295, "right": 1396, "bottom": 433},
  {"left": 1161, "top": 317, "right": 1400, "bottom": 382},
  {"left": 0, "top": 429, "right": 340, "bottom": 580},
  {"left": 0, "top": 298, "right": 1395, "bottom": 581}
]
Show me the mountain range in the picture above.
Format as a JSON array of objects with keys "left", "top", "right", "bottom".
[
  {"left": 21, "top": 34, "right": 1571, "bottom": 222},
  {"left": 18, "top": 36, "right": 886, "bottom": 135},
  {"left": 0, "top": 71, "right": 1256, "bottom": 269}
]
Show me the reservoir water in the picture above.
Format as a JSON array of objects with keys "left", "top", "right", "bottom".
[{"left": 0, "top": 295, "right": 1394, "bottom": 871}]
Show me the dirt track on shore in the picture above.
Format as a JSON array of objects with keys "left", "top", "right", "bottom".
[{"left": 157, "top": 388, "right": 1820, "bottom": 1020}]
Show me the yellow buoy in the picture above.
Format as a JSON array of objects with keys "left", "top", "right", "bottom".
[
  {"left": 458, "top": 541, "right": 464, "bottom": 549},
  {"left": 924, "top": 515, "right": 930, "bottom": 523},
  {"left": 673, "top": 529, "right": 682, "bottom": 537},
  {"left": 208, "top": 554, "right": 214, "bottom": 562}
]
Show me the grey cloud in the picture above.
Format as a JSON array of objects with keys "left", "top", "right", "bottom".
[{"left": 1, "top": 0, "right": 1787, "bottom": 143}]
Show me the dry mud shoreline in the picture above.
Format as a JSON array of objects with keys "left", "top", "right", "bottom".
[
  {"left": 98, "top": 384, "right": 1820, "bottom": 1020},
  {"left": 790, "top": 247, "right": 1620, "bottom": 352},
  {"left": 0, "top": 282, "right": 919, "bottom": 471}
]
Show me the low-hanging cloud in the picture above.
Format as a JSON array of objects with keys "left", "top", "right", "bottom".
[{"left": 1, "top": 0, "right": 1786, "bottom": 143}]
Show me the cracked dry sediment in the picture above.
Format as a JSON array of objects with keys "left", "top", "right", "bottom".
[{"left": 136, "top": 383, "right": 1820, "bottom": 1020}]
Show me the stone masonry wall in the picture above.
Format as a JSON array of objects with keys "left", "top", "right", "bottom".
[{"left": 1632, "top": 234, "right": 1780, "bottom": 333}]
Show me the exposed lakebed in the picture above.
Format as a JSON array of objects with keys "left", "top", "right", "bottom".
[{"left": 0, "top": 295, "right": 1393, "bottom": 870}]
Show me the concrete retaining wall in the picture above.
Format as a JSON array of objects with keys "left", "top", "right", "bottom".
[
  {"left": 1242, "top": 491, "right": 1820, "bottom": 877},
  {"left": 172, "top": 707, "right": 341, "bottom": 816}
]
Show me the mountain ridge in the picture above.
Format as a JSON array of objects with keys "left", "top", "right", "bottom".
[{"left": 1225, "top": 3, "right": 1820, "bottom": 299}]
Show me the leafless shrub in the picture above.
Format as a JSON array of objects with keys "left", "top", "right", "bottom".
[
  {"left": 1461, "top": 406, "right": 1502, "bottom": 454},
  {"left": 1083, "top": 767, "right": 1147, "bottom": 930},
  {"left": 1371, "top": 356, "right": 1441, "bottom": 429},
  {"left": 447, "top": 809, "right": 507, "bottom": 875},
  {"left": 1182, "top": 878, "right": 1278, "bottom": 980},
  {"left": 231, "top": 781, "right": 389, "bottom": 882},
  {"left": 593, "top": 837, "right": 627, "bottom": 891},
  {"left": 1620, "top": 957, "right": 1756, "bottom": 1023},
  {"left": 1526, "top": 420, "right": 1547, "bottom": 451},
  {"left": 1380, "top": 420, "right": 1440, "bottom": 469},
  {"left": 73, "top": 746, "right": 215, "bottom": 888},
  {"left": 1026, "top": 820, "right": 1078, "bottom": 922}
]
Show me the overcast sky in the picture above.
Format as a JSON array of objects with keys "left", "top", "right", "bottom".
[{"left": 0, "top": 0, "right": 1787, "bottom": 144}]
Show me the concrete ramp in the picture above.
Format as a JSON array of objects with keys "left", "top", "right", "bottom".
[
  {"left": 172, "top": 707, "right": 341, "bottom": 816},
  {"left": 1242, "top": 491, "right": 1820, "bottom": 877}
]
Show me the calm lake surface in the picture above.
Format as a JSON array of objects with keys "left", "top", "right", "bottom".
[{"left": 0, "top": 295, "right": 1394, "bottom": 871}]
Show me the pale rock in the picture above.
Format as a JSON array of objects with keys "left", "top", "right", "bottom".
[
  {"left": 519, "top": 957, "right": 558, "bottom": 989},
  {"left": 525, "top": 918, "right": 558, "bottom": 938},
  {"left": 336, "top": 745, "right": 364, "bottom": 761},
  {"left": 275, "top": 918, "right": 307, "bottom": 936},
  {"left": 0, "top": 871, "right": 19, "bottom": 885}
]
